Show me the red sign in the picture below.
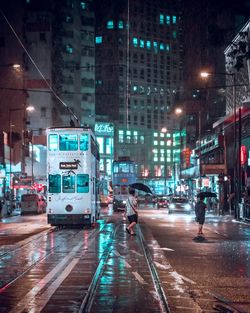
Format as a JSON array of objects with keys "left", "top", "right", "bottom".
[{"left": 240, "top": 145, "right": 247, "bottom": 165}]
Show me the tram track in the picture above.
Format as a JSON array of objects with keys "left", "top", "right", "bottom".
[
  {"left": 78, "top": 221, "right": 171, "bottom": 313},
  {"left": 138, "top": 227, "right": 171, "bottom": 313},
  {"left": 0, "top": 221, "right": 106, "bottom": 291},
  {"left": 78, "top": 223, "right": 119, "bottom": 312},
  {"left": 136, "top": 221, "right": 249, "bottom": 313}
]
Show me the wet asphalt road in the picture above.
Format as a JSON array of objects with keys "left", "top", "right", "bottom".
[{"left": 0, "top": 205, "right": 249, "bottom": 312}]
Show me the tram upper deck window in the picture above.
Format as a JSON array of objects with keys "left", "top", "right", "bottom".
[
  {"left": 77, "top": 174, "right": 89, "bottom": 193},
  {"left": 80, "top": 134, "right": 89, "bottom": 151},
  {"left": 48, "top": 134, "right": 58, "bottom": 151},
  {"left": 49, "top": 174, "right": 61, "bottom": 193},
  {"left": 59, "top": 134, "right": 78, "bottom": 151},
  {"left": 62, "top": 175, "right": 75, "bottom": 193}
]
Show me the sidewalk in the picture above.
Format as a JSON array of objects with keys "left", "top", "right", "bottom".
[{"left": 0, "top": 206, "right": 20, "bottom": 220}]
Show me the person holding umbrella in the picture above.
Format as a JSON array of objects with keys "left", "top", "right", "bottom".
[
  {"left": 125, "top": 189, "right": 138, "bottom": 236},
  {"left": 195, "top": 194, "right": 207, "bottom": 236}
]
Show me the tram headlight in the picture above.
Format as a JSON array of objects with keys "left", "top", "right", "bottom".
[{"left": 184, "top": 203, "right": 191, "bottom": 211}]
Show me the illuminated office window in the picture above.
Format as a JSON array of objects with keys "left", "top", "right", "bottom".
[
  {"left": 95, "top": 36, "right": 102, "bottom": 44},
  {"left": 159, "top": 43, "right": 164, "bottom": 50},
  {"left": 133, "top": 37, "right": 138, "bottom": 47},
  {"left": 97, "top": 137, "right": 104, "bottom": 153},
  {"left": 118, "top": 130, "right": 124, "bottom": 143},
  {"left": 159, "top": 14, "right": 164, "bottom": 24},
  {"left": 107, "top": 20, "right": 114, "bottom": 29},
  {"left": 118, "top": 21, "right": 124, "bottom": 29},
  {"left": 140, "top": 39, "right": 144, "bottom": 48}
]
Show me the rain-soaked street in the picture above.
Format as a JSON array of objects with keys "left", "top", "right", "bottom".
[{"left": 0, "top": 205, "right": 250, "bottom": 313}]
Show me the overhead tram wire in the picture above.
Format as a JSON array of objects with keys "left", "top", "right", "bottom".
[{"left": 0, "top": 9, "right": 80, "bottom": 126}]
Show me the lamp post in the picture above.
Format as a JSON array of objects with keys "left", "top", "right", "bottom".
[
  {"left": 8, "top": 105, "right": 34, "bottom": 208},
  {"left": 200, "top": 71, "right": 238, "bottom": 218}
]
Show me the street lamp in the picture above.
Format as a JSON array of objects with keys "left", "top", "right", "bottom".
[
  {"left": 200, "top": 70, "right": 238, "bottom": 218},
  {"left": 8, "top": 105, "right": 34, "bottom": 208}
]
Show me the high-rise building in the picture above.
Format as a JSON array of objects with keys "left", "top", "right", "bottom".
[
  {"left": 0, "top": 0, "right": 96, "bottom": 193},
  {"left": 95, "top": 0, "right": 184, "bottom": 193}
]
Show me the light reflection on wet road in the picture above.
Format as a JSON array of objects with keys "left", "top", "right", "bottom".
[
  {"left": 0, "top": 205, "right": 250, "bottom": 312},
  {"left": 140, "top": 207, "right": 250, "bottom": 312}
]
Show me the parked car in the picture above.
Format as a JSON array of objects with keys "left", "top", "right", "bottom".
[
  {"left": 157, "top": 196, "right": 169, "bottom": 208},
  {"left": 20, "top": 194, "right": 47, "bottom": 215},
  {"left": 168, "top": 197, "right": 192, "bottom": 214}
]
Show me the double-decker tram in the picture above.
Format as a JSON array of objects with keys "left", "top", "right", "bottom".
[
  {"left": 112, "top": 157, "right": 136, "bottom": 211},
  {"left": 47, "top": 127, "right": 100, "bottom": 226}
]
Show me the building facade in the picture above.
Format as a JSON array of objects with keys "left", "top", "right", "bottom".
[{"left": 95, "top": 0, "right": 184, "bottom": 193}]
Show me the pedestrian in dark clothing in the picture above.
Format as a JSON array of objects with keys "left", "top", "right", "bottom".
[
  {"left": 195, "top": 195, "right": 207, "bottom": 236},
  {"left": 125, "top": 189, "right": 138, "bottom": 236}
]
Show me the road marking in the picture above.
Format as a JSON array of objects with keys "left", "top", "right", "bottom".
[
  {"left": 28, "top": 258, "right": 79, "bottom": 313},
  {"left": 132, "top": 271, "right": 148, "bottom": 285},
  {"left": 170, "top": 271, "right": 196, "bottom": 285},
  {"left": 8, "top": 233, "right": 93, "bottom": 313},
  {"left": 131, "top": 249, "right": 143, "bottom": 256},
  {"left": 113, "top": 250, "right": 131, "bottom": 268},
  {"left": 153, "top": 247, "right": 174, "bottom": 251},
  {"left": 154, "top": 261, "right": 171, "bottom": 270},
  {"left": 118, "top": 243, "right": 127, "bottom": 248}
]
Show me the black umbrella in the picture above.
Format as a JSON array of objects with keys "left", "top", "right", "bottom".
[
  {"left": 197, "top": 191, "right": 217, "bottom": 198},
  {"left": 129, "top": 183, "right": 153, "bottom": 194}
]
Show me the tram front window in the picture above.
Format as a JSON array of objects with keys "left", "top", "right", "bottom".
[
  {"left": 48, "top": 134, "right": 58, "bottom": 151},
  {"left": 59, "top": 134, "right": 78, "bottom": 151},
  {"left": 63, "top": 175, "right": 75, "bottom": 193},
  {"left": 49, "top": 174, "right": 61, "bottom": 193}
]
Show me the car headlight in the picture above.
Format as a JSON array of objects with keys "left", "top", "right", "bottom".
[
  {"left": 169, "top": 204, "right": 175, "bottom": 209},
  {"left": 184, "top": 204, "right": 191, "bottom": 210}
]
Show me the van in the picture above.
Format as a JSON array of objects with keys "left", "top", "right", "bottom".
[{"left": 21, "top": 194, "right": 47, "bottom": 215}]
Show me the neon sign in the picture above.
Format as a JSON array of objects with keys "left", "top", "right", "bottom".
[{"left": 95, "top": 123, "right": 114, "bottom": 135}]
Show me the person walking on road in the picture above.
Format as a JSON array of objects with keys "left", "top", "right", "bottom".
[
  {"left": 195, "top": 195, "right": 207, "bottom": 236},
  {"left": 125, "top": 189, "right": 138, "bottom": 236}
]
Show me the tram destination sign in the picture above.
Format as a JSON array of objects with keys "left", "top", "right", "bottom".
[{"left": 59, "top": 162, "right": 78, "bottom": 169}]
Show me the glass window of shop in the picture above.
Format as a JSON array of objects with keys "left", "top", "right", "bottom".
[{"left": 105, "top": 138, "right": 113, "bottom": 154}]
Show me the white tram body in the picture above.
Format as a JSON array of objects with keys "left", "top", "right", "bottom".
[{"left": 46, "top": 127, "right": 100, "bottom": 226}]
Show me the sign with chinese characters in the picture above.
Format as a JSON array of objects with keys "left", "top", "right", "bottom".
[{"left": 95, "top": 123, "right": 114, "bottom": 135}]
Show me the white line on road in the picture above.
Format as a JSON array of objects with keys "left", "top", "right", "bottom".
[
  {"left": 113, "top": 250, "right": 131, "bottom": 268},
  {"left": 8, "top": 236, "right": 90, "bottom": 313},
  {"left": 28, "top": 258, "right": 80, "bottom": 313},
  {"left": 154, "top": 261, "right": 171, "bottom": 270},
  {"left": 118, "top": 243, "right": 127, "bottom": 248},
  {"left": 132, "top": 271, "right": 148, "bottom": 285},
  {"left": 177, "top": 273, "right": 196, "bottom": 285},
  {"left": 153, "top": 247, "right": 174, "bottom": 251},
  {"left": 131, "top": 249, "right": 143, "bottom": 256}
]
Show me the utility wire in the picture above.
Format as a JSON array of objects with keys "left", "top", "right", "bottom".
[{"left": 0, "top": 9, "right": 80, "bottom": 126}]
